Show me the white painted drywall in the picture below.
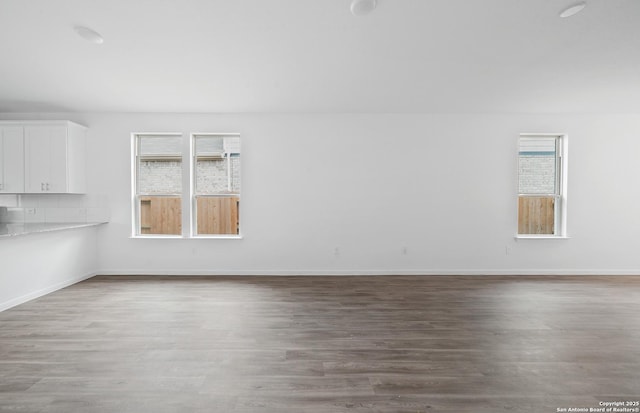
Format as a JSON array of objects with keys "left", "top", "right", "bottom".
[
  {"left": 3, "top": 112, "right": 640, "bottom": 275},
  {"left": 0, "top": 226, "right": 99, "bottom": 311}
]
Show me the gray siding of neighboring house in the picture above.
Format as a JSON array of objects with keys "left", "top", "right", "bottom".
[{"left": 138, "top": 135, "right": 240, "bottom": 195}]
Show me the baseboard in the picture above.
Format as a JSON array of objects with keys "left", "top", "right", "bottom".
[
  {"left": 0, "top": 271, "right": 98, "bottom": 312},
  {"left": 96, "top": 268, "right": 640, "bottom": 276}
]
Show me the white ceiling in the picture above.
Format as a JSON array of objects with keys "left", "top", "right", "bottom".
[{"left": 0, "top": 0, "right": 639, "bottom": 114}]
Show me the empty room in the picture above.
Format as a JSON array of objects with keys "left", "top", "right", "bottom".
[{"left": 1, "top": 0, "right": 640, "bottom": 412}]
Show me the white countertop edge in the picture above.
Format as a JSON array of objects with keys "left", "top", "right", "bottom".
[{"left": 0, "top": 222, "right": 107, "bottom": 238}]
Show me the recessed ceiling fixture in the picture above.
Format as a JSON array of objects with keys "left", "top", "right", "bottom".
[
  {"left": 350, "top": 0, "right": 377, "bottom": 16},
  {"left": 559, "top": 2, "right": 587, "bottom": 18},
  {"left": 73, "top": 26, "right": 104, "bottom": 44}
]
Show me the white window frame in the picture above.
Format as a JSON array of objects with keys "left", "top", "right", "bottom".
[
  {"left": 516, "top": 133, "right": 568, "bottom": 239},
  {"left": 131, "top": 132, "right": 184, "bottom": 238},
  {"left": 131, "top": 132, "right": 242, "bottom": 239},
  {"left": 190, "top": 133, "right": 242, "bottom": 239}
]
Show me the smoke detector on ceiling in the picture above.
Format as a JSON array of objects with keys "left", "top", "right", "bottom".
[
  {"left": 559, "top": 2, "right": 587, "bottom": 18},
  {"left": 351, "top": 0, "right": 377, "bottom": 16},
  {"left": 74, "top": 26, "right": 104, "bottom": 44}
]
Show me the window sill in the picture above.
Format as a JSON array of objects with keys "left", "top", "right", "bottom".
[
  {"left": 515, "top": 235, "right": 570, "bottom": 240},
  {"left": 191, "top": 234, "right": 243, "bottom": 239},
  {"left": 130, "top": 235, "right": 182, "bottom": 239},
  {"left": 130, "top": 234, "right": 243, "bottom": 240}
]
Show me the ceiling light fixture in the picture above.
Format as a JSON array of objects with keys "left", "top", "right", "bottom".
[
  {"left": 559, "top": 2, "right": 587, "bottom": 18},
  {"left": 350, "top": 0, "right": 377, "bottom": 16},
  {"left": 73, "top": 26, "right": 104, "bottom": 44}
]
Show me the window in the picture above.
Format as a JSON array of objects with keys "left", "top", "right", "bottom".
[
  {"left": 133, "top": 134, "right": 183, "bottom": 236},
  {"left": 192, "top": 134, "right": 241, "bottom": 236},
  {"left": 132, "top": 132, "right": 241, "bottom": 238},
  {"left": 517, "top": 134, "right": 567, "bottom": 237}
]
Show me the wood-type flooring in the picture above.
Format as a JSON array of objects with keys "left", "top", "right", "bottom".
[{"left": 1, "top": 275, "right": 639, "bottom": 412}]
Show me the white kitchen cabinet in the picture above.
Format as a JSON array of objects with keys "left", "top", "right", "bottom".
[
  {"left": 0, "top": 126, "right": 25, "bottom": 193},
  {"left": 23, "top": 121, "right": 87, "bottom": 193}
]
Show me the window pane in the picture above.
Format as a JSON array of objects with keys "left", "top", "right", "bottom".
[
  {"left": 139, "top": 196, "right": 182, "bottom": 235},
  {"left": 194, "top": 135, "right": 240, "bottom": 195},
  {"left": 134, "top": 134, "right": 183, "bottom": 236},
  {"left": 518, "top": 137, "right": 557, "bottom": 195},
  {"left": 193, "top": 135, "right": 240, "bottom": 235},
  {"left": 517, "top": 135, "right": 565, "bottom": 236},
  {"left": 137, "top": 135, "right": 182, "bottom": 194}
]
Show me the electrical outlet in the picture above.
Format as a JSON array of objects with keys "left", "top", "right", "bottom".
[{"left": 26, "top": 208, "right": 36, "bottom": 215}]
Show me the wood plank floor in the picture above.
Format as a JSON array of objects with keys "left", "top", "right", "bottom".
[{"left": 1, "top": 275, "right": 640, "bottom": 412}]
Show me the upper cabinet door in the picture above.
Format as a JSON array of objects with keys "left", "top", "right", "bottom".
[
  {"left": 2, "top": 121, "right": 86, "bottom": 194},
  {"left": 0, "top": 126, "right": 25, "bottom": 193},
  {"left": 24, "top": 125, "right": 53, "bottom": 193},
  {"left": 47, "top": 126, "right": 69, "bottom": 193}
]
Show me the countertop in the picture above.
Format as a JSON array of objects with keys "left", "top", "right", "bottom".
[{"left": 0, "top": 222, "right": 106, "bottom": 238}]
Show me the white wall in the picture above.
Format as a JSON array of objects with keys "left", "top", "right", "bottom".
[
  {"left": 3, "top": 112, "right": 640, "bottom": 275},
  {"left": 0, "top": 226, "right": 99, "bottom": 311}
]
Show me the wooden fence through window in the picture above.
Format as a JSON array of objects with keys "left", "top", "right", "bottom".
[
  {"left": 139, "top": 196, "right": 239, "bottom": 235},
  {"left": 140, "top": 196, "right": 181, "bottom": 235},
  {"left": 518, "top": 196, "right": 555, "bottom": 235},
  {"left": 196, "top": 196, "right": 239, "bottom": 235}
]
